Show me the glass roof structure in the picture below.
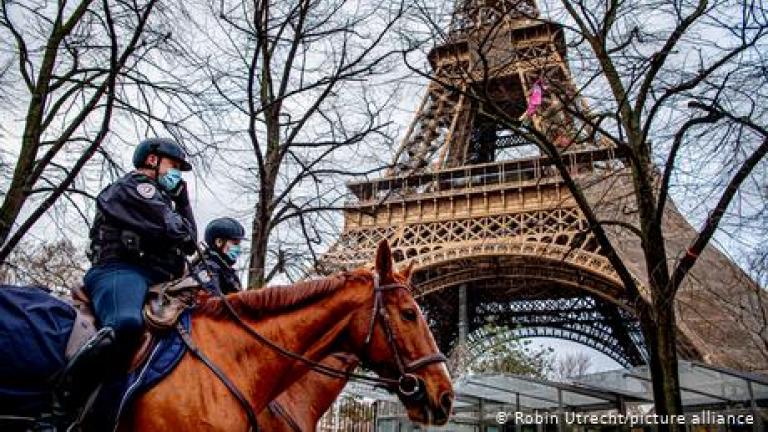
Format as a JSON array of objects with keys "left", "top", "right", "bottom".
[
  {"left": 576, "top": 360, "right": 768, "bottom": 409},
  {"left": 342, "top": 360, "right": 768, "bottom": 431},
  {"left": 351, "top": 361, "right": 768, "bottom": 409},
  {"left": 454, "top": 373, "right": 644, "bottom": 412}
]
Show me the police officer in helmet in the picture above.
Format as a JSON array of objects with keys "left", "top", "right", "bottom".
[
  {"left": 52, "top": 138, "right": 197, "bottom": 420},
  {"left": 200, "top": 217, "right": 245, "bottom": 295}
]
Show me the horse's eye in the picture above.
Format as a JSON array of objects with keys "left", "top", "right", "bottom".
[{"left": 401, "top": 308, "right": 418, "bottom": 322}]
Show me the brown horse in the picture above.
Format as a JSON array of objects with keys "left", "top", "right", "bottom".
[
  {"left": 259, "top": 353, "right": 359, "bottom": 432},
  {"left": 121, "top": 241, "right": 453, "bottom": 430}
]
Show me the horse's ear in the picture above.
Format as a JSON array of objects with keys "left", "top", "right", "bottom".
[
  {"left": 400, "top": 260, "right": 415, "bottom": 283},
  {"left": 375, "top": 240, "right": 393, "bottom": 279}
]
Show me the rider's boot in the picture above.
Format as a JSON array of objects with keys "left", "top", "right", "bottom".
[{"left": 45, "top": 327, "right": 117, "bottom": 429}]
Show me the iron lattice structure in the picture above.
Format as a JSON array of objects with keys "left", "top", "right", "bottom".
[
  {"left": 432, "top": 285, "right": 647, "bottom": 368},
  {"left": 320, "top": 0, "right": 768, "bottom": 370}
]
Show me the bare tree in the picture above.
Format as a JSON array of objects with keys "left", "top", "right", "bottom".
[
  {"left": 404, "top": 0, "right": 767, "bottom": 427},
  {"left": 0, "top": 239, "right": 86, "bottom": 295},
  {"left": 0, "top": 56, "right": 11, "bottom": 104},
  {"left": 552, "top": 352, "right": 592, "bottom": 381},
  {"left": 448, "top": 324, "right": 555, "bottom": 378},
  {"left": 0, "top": 0, "right": 202, "bottom": 263},
  {"left": 184, "top": 0, "right": 411, "bottom": 288}
]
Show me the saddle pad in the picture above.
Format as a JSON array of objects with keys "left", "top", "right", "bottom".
[{"left": 85, "top": 312, "right": 189, "bottom": 431}]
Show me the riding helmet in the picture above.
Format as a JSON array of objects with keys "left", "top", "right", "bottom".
[
  {"left": 132, "top": 138, "right": 193, "bottom": 171},
  {"left": 205, "top": 217, "right": 246, "bottom": 246}
]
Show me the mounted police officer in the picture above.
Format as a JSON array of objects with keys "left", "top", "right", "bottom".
[
  {"left": 198, "top": 217, "right": 245, "bottom": 295},
  {"left": 51, "top": 138, "right": 197, "bottom": 422}
]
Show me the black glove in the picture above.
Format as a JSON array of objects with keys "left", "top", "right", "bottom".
[
  {"left": 170, "top": 180, "right": 190, "bottom": 208},
  {"left": 180, "top": 235, "right": 197, "bottom": 255}
]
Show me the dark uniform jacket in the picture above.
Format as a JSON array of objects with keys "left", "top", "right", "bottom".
[
  {"left": 88, "top": 172, "right": 197, "bottom": 280},
  {"left": 198, "top": 249, "right": 242, "bottom": 295}
]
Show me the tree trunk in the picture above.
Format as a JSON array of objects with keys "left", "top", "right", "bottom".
[
  {"left": 247, "top": 150, "right": 278, "bottom": 290},
  {"left": 631, "top": 135, "right": 685, "bottom": 430},
  {"left": 0, "top": 173, "right": 31, "bottom": 253},
  {"left": 641, "top": 303, "right": 684, "bottom": 432},
  {"left": 247, "top": 239, "right": 267, "bottom": 289},
  {"left": 247, "top": 205, "right": 271, "bottom": 290},
  {"left": 0, "top": 90, "right": 46, "bottom": 253}
]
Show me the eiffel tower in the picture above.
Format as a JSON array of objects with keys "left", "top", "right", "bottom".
[{"left": 321, "top": 0, "right": 767, "bottom": 371}]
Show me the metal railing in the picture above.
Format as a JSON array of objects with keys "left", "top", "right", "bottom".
[{"left": 346, "top": 148, "right": 624, "bottom": 206}]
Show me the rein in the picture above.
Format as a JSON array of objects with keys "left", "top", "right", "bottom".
[
  {"left": 183, "top": 249, "right": 446, "bottom": 429},
  {"left": 201, "top": 279, "right": 399, "bottom": 385},
  {"left": 176, "top": 323, "right": 259, "bottom": 431},
  {"left": 212, "top": 274, "right": 446, "bottom": 390}
]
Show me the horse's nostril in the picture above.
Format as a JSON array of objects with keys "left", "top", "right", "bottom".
[{"left": 440, "top": 391, "right": 454, "bottom": 412}]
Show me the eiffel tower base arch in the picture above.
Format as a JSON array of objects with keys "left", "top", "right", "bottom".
[{"left": 412, "top": 249, "right": 647, "bottom": 368}]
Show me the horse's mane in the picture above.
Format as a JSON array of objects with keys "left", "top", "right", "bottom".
[{"left": 195, "top": 271, "right": 371, "bottom": 319}]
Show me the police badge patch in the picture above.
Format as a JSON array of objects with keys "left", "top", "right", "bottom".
[{"left": 137, "top": 183, "right": 156, "bottom": 199}]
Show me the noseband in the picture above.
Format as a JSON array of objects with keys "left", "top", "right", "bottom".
[{"left": 364, "top": 274, "right": 447, "bottom": 399}]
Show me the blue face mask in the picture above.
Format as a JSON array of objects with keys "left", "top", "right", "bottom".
[
  {"left": 225, "top": 244, "right": 242, "bottom": 262},
  {"left": 158, "top": 168, "right": 182, "bottom": 191}
]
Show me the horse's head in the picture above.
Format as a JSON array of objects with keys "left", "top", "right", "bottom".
[{"left": 348, "top": 240, "right": 454, "bottom": 425}]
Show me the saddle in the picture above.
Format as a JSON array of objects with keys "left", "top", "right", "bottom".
[
  {"left": 143, "top": 271, "right": 209, "bottom": 330},
  {"left": 69, "top": 272, "right": 207, "bottom": 371}
]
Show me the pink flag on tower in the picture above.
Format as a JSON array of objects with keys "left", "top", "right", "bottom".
[{"left": 520, "top": 78, "right": 545, "bottom": 121}]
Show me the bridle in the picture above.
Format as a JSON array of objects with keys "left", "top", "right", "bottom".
[
  {"left": 182, "top": 264, "right": 447, "bottom": 430},
  {"left": 364, "top": 273, "right": 447, "bottom": 399},
  {"left": 252, "top": 275, "right": 447, "bottom": 432}
]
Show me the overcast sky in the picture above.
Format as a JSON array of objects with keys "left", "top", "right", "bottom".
[{"left": 1, "top": 0, "right": 764, "bottom": 372}]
